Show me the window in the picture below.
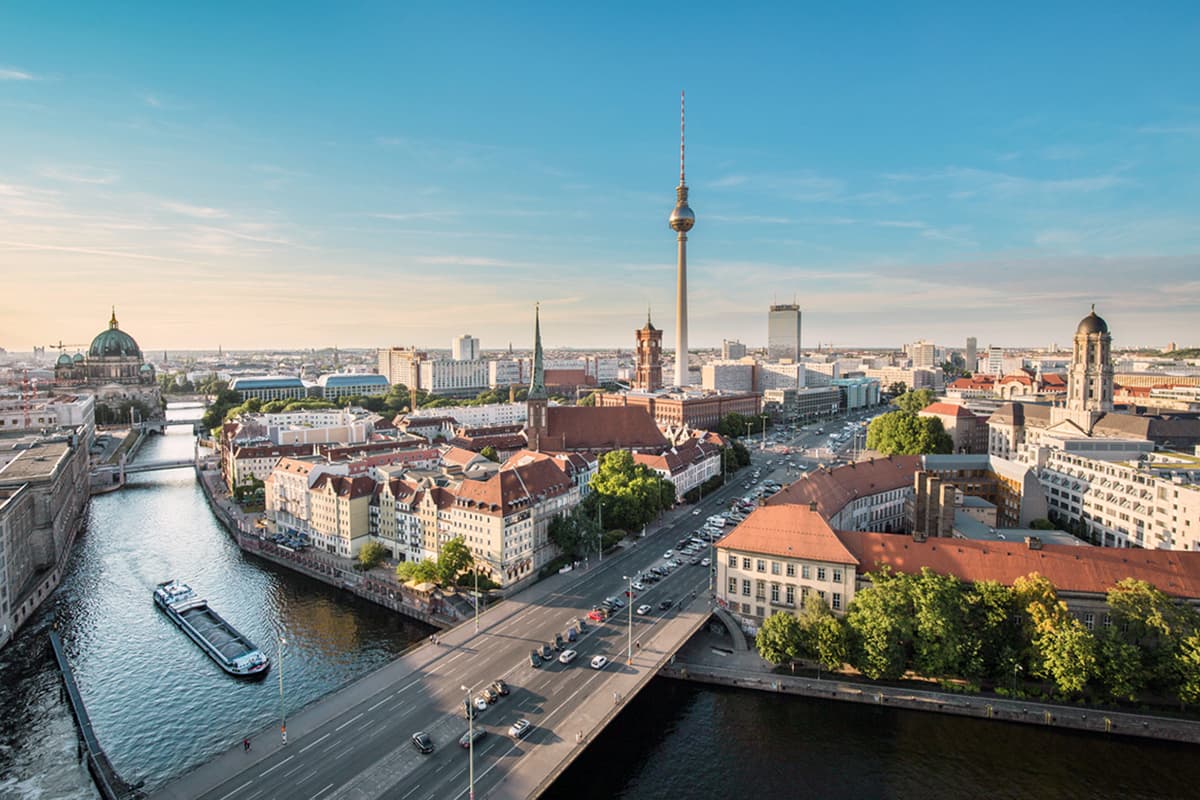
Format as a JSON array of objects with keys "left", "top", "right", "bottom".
[
  {"left": 832, "top": 592, "right": 841, "bottom": 610},
  {"left": 771, "top": 584, "right": 780, "bottom": 602},
  {"left": 817, "top": 567, "right": 826, "bottom": 581},
  {"left": 832, "top": 569, "right": 842, "bottom": 583},
  {"left": 742, "top": 557, "right": 751, "bottom": 570},
  {"left": 786, "top": 563, "right": 796, "bottom": 577},
  {"left": 755, "top": 581, "right": 766, "bottom": 601},
  {"left": 786, "top": 585, "right": 795, "bottom": 605},
  {"left": 801, "top": 565, "right": 811, "bottom": 579},
  {"left": 1102, "top": 613, "right": 1112, "bottom": 628},
  {"left": 817, "top": 590, "right": 826, "bottom": 601},
  {"left": 728, "top": 554, "right": 737, "bottom": 568},
  {"left": 728, "top": 577, "right": 737, "bottom": 594},
  {"left": 771, "top": 561, "right": 781, "bottom": 575},
  {"left": 742, "top": 579, "right": 751, "bottom": 597},
  {"left": 1084, "top": 612, "right": 1094, "bottom": 631}
]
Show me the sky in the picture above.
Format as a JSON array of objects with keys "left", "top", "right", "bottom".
[{"left": 1, "top": 3, "right": 1199, "bottom": 353}]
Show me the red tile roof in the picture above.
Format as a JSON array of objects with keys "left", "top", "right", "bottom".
[
  {"left": 539, "top": 407, "right": 668, "bottom": 452},
  {"left": 455, "top": 457, "right": 574, "bottom": 516},
  {"left": 765, "top": 455, "right": 921, "bottom": 518},
  {"left": 837, "top": 532, "right": 1200, "bottom": 600},
  {"left": 716, "top": 505, "right": 859, "bottom": 565},
  {"left": 920, "top": 402, "right": 976, "bottom": 419},
  {"left": 311, "top": 474, "right": 375, "bottom": 499}
]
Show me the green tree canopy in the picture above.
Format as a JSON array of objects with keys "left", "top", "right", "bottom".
[
  {"left": 396, "top": 559, "right": 440, "bottom": 584},
  {"left": 846, "top": 568, "right": 914, "bottom": 680},
  {"left": 588, "top": 450, "right": 672, "bottom": 531},
  {"left": 865, "top": 410, "right": 953, "bottom": 455},
  {"left": 437, "top": 536, "right": 475, "bottom": 585},
  {"left": 757, "top": 611, "right": 804, "bottom": 666},
  {"left": 357, "top": 541, "right": 388, "bottom": 571},
  {"left": 798, "top": 595, "right": 849, "bottom": 672},
  {"left": 548, "top": 505, "right": 600, "bottom": 560},
  {"left": 891, "top": 388, "right": 937, "bottom": 414},
  {"left": 479, "top": 445, "right": 500, "bottom": 463}
]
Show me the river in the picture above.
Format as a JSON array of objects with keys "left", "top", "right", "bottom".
[{"left": 2, "top": 406, "right": 1200, "bottom": 799}]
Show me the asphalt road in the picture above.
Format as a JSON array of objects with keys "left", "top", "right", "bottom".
[{"left": 177, "top": 407, "right": 879, "bottom": 800}]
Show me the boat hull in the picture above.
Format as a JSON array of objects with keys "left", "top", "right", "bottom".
[{"left": 154, "top": 581, "right": 271, "bottom": 679}]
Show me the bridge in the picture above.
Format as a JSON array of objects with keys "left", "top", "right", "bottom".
[{"left": 150, "top": 480, "right": 751, "bottom": 800}]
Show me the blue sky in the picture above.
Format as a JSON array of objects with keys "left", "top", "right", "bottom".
[{"left": 1, "top": 3, "right": 1198, "bottom": 352}]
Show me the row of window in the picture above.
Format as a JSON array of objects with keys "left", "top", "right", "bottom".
[
  {"left": 727, "top": 554, "right": 842, "bottom": 583},
  {"left": 728, "top": 578, "right": 842, "bottom": 610}
]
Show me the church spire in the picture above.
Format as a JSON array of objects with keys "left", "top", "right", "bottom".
[
  {"left": 109, "top": 306, "right": 119, "bottom": 330},
  {"left": 528, "top": 303, "right": 547, "bottom": 400}
]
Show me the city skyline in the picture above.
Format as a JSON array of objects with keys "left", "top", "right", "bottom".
[{"left": 2, "top": 4, "right": 1199, "bottom": 351}]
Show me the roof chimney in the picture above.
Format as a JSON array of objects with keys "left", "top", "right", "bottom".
[
  {"left": 1026, "top": 536, "right": 1043, "bottom": 550},
  {"left": 808, "top": 501, "right": 817, "bottom": 512}
]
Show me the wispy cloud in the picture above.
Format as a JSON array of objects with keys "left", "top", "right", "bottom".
[
  {"left": 0, "top": 239, "right": 200, "bottom": 265},
  {"left": 415, "top": 255, "right": 528, "bottom": 268},
  {"left": 161, "top": 200, "right": 228, "bottom": 219},
  {"left": 709, "top": 174, "right": 749, "bottom": 188},
  {"left": 0, "top": 67, "right": 35, "bottom": 80},
  {"left": 143, "top": 93, "right": 163, "bottom": 108},
  {"left": 1138, "top": 124, "right": 1200, "bottom": 136},
  {"left": 39, "top": 165, "right": 119, "bottom": 185},
  {"left": 368, "top": 211, "right": 458, "bottom": 222},
  {"left": 882, "top": 166, "right": 1126, "bottom": 195}
]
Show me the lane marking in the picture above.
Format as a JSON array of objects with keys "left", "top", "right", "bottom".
[
  {"left": 217, "top": 781, "right": 252, "bottom": 800},
  {"left": 368, "top": 695, "right": 391, "bottom": 711},
  {"left": 282, "top": 762, "right": 306, "bottom": 779},
  {"left": 335, "top": 712, "right": 363, "bottom": 732},
  {"left": 310, "top": 783, "right": 334, "bottom": 799},
  {"left": 401, "top": 784, "right": 422, "bottom": 799},
  {"left": 259, "top": 755, "right": 294, "bottom": 776},
  {"left": 299, "top": 733, "right": 330, "bottom": 753}
]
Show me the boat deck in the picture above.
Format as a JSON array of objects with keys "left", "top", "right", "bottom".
[{"left": 179, "top": 606, "right": 256, "bottom": 661}]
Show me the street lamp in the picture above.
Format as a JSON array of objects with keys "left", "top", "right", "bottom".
[
  {"left": 1011, "top": 663, "right": 1022, "bottom": 695},
  {"left": 473, "top": 561, "right": 480, "bottom": 633},
  {"left": 461, "top": 684, "right": 475, "bottom": 800},
  {"left": 760, "top": 414, "right": 769, "bottom": 451},
  {"left": 622, "top": 574, "right": 634, "bottom": 664},
  {"left": 596, "top": 499, "right": 604, "bottom": 564},
  {"left": 278, "top": 633, "right": 288, "bottom": 745}
]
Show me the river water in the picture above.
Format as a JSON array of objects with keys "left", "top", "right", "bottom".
[{"left": 3, "top": 406, "right": 1200, "bottom": 799}]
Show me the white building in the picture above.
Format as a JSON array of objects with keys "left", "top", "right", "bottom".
[
  {"left": 452, "top": 334, "right": 481, "bottom": 361},
  {"left": 759, "top": 362, "right": 806, "bottom": 391},
  {"left": 722, "top": 340, "right": 747, "bottom": 360},
  {"left": 701, "top": 362, "right": 755, "bottom": 393},
  {"left": 910, "top": 339, "right": 937, "bottom": 369},
  {"left": 419, "top": 359, "right": 489, "bottom": 397}
]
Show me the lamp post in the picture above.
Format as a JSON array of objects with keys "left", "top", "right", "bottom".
[
  {"left": 461, "top": 684, "right": 475, "bottom": 800},
  {"left": 1011, "top": 663, "right": 1022, "bottom": 695},
  {"left": 623, "top": 574, "right": 634, "bottom": 664},
  {"left": 473, "top": 561, "right": 480, "bottom": 633},
  {"left": 596, "top": 499, "right": 603, "bottom": 564},
  {"left": 278, "top": 633, "right": 288, "bottom": 745},
  {"left": 761, "top": 414, "right": 769, "bottom": 451}
]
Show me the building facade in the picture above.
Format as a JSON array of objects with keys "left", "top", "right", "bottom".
[
  {"left": 452, "top": 334, "right": 481, "bottom": 361},
  {"left": 767, "top": 304, "right": 802, "bottom": 363},
  {"left": 633, "top": 316, "right": 664, "bottom": 392}
]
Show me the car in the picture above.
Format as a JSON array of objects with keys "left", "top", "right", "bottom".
[
  {"left": 459, "top": 728, "right": 486, "bottom": 749},
  {"left": 473, "top": 695, "right": 489, "bottom": 711},
  {"left": 588, "top": 608, "right": 607, "bottom": 622},
  {"left": 491, "top": 679, "right": 509, "bottom": 696},
  {"left": 411, "top": 731, "right": 434, "bottom": 754},
  {"left": 554, "top": 633, "right": 564, "bottom": 650},
  {"left": 566, "top": 627, "right": 577, "bottom": 642},
  {"left": 631, "top": 581, "right": 645, "bottom": 591},
  {"left": 663, "top": 550, "right": 674, "bottom": 559},
  {"left": 636, "top": 604, "right": 652, "bottom": 615},
  {"left": 623, "top": 590, "right": 637, "bottom": 598},
  {"left": 701, "top": 558, "right": 711, "bottom": 567},
  {"left": 539, "top": 644, "right": 553, "bottom": 660},
  {"left": 530, "top": 649, "right": 541, "bottom": 667},
  {"left": 463, "top": 699, "right": 478, "bottom": 718},
  {"left": 590, "top": 655, "right": 608, "bottom": 670},
  {"left": 509, "top": 718, "right": 533, "bottom": 739},
  {"left": 689, "top": 557, "right": 701, "bottom": 566},
  {"left": 559, "top": 649, "right": 578, "bottom": 664},
  {"left": 480, "top": 687, "right": 499, "bottom": 704},
  {"left": 611, "top": 597, "right": 626, "bottom": 609},
  {"left": 659, "top": 599, "right": 673, "bottom": 610},
  {"left": 692, "top": 508, "right": 701, "bottom": 515}
]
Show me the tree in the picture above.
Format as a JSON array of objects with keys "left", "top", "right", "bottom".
[
  {"left": 437, "top": 536, "right": 474, "bottom": 586},
  {"left": 588, "top": 450, "right": 671, "bottom": 531},
  {"left": 891, "top": 389, "right": 937, "bottom": 414},
  {"left": 962, "top": 580, "right": 1023, "bottom": 682},
  {"left": 797, "top": 595, "right": 848, "bottom": 672},
  {"left": 909, "top": 568, "right": 972, "bottom": 678},
  {"left": 886, "top": 381, "right": 908, "bottom": 396},
  {"left": 548, "top": 506, "right": 599, "bottom": 560},
  {"left": 396, "top": 559, "right": 440, "bottom": 584},
  {"left": 578, "top": 391, "right": 600, "bottom": 407},
  {"left": 757, "top": 611, "right": 803, "bottom": 666},
  {"left": 1176, "top": 631, "right": 1200, "bottom": 706},
  {"left": 1039, "top": 618, "right": 1097, "bottom": 696},
  {"left": 479, "top": 445, "right": 499, "bottom": 463},
  {"left": 846, "top": 568, "right": 914, "bottom": 680},
  {"left": 1095, "top": 627, "right": 1145, "bottom": 702},
  {"left": 357, "top": 541, "right": 388, "bottom": 571},
  {"left": 865, "top": 411, "right": 953, "bottom": 455},
  {"left": 1107, "top": 578, "right": 1190, "bottom": 692}
]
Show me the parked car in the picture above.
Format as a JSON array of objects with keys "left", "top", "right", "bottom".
[
  {"left": 701, "top": 558, "right": 711, "bottom": 567},
  {"left": 566, "top": 627, "right": 577, "bottom": 642},
  {"left": 459, "top": 728, "right": 486, "bottom": 749},
  {"left": 558, "top": 649, "right": 578, "bottom": 664},
  {"left": 590, "top": 655, "right": 608, "bottom": 670},
  {"left": 480, "top": 687, "right": 498, "bottom": 704},
  {"left": 411, "top": 731, "right": 434, "bottom": 754},
  {"left": 663, "top": 550, "right": 674, "bottom": 559},
  {"left": 509, "top": 718, "right": 532, "bottom": 739},
  {"left": 636, "top": 604, "right": 652, "bottom": 615},
  {"left": 491, "top": 679, "right": 509, "bottom": 696},
  {"left": 588, "top": 608, "right": 607, "bottom": 622},
  {"left": 473, "top": 695, "right": 489, "bottom": 711},
  {"left": 539, "top": 644, "right": 553, "bottom": 660},
  {"left": 659, "top": 599, "right": 673, "bottom": 610},
  {"left": 529, "top": 649, "right": 541, "bottom": 667},
  {"left": 554, "top": 633, "right": 564, "bottom": 651}
]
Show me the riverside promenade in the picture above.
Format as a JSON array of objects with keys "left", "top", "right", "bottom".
[{"left": 663, "top": 628, "right": 1200, "bottom": 745}]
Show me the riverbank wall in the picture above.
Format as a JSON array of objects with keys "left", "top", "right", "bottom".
[
  {"left": 661, "top": 636, "right": 1200, "bottom": 744},
  {"left": 195, "top": 466, "right": 456, "bottom": 629},
  {"left": 48, "top": 630, "right": 142, "bottom": 800}
]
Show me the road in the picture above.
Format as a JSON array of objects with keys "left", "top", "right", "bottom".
[{"left": 166, "top": 406, "right": 881, "bottom": 800}]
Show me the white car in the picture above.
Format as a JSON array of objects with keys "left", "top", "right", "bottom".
[
  {"left": 631, "top": 581, "right": 645, "bottom": 591},
  {"left": 701, "top": 558, "right": 711, "bottom": 567},
  {"left": 590, "top": 655, "right": 608, "bottom": 670},
  {"left": 663, "top": 550, "right": 674, "bottom": 559},
  {"left": 691, "top": 508, "right": 702, "bottom": 516},
  {"left": 636, "top": 604, "right": 652, "bottom": 615},
  {"left": 558, "top": 649, "right": 578, "bottom": 664},
  {"left": 508, "top": 718, "right": 532, "bottom": 739}
]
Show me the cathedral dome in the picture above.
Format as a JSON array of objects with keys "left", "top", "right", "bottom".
[
  {"left": 88, "top": 309, "right": 142, "bottom": 359},
  {"left": 72, "top": 352, "right": 85, "bottom": 363},
  {"left": 1076, "top": 306, "right": 1108, "bottom": 336},
  {"left": 56, "top": 352, "right": 73, "bottom": 366}
]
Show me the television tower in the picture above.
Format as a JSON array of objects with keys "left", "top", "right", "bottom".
[{"left": 669, "top": 90, "right": 695, "bottom": 388}]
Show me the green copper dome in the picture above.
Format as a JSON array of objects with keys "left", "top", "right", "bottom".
[
  {"left": 56, "top": 352, "right": 73, "bottom": 366},
  {"left": 88, "top": 308, "right": 142, "bottom": 359},
  {"left": 72, "top": 352, "right": 85, "bottom": 363}
]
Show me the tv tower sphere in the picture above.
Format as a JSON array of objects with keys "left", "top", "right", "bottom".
[{"left": 669, "top": 188, "right": 695, "bottom": 232}]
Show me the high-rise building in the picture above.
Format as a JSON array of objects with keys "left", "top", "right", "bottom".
[
  {"left": 377, "top": 347, "right": 425, "bottom": 390},
  {"left": 633, "top": 313, "right": 663, "bottom": 392},
  {"left": 722, "top": 339, "right": 747, "bottom": 360},
  {"left": 965, "top": 337, "right": 977, "bottom": 373},
  {"left": 451, "top": 334, "right": 480, "bottom": 361},
  {"left": 768, "top": 304, "right": 802, "bottom": 362},
  {"left": 910, "top": 339, "right": 936, "bottom": 369},
  {"left": 669, "top": 91, "right": 695, "bottom": 388},
  {"left": 986, "top": 346, "right": 1004, "bottom": 376}
]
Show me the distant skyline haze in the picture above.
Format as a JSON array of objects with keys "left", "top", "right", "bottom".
[{"left": 1, "top": 3, "right": 1198, "bottom": 352}]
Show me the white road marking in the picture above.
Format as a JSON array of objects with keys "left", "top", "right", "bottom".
[
  {"left": 282, "top": 762, "right": 306, "bottom": 779},
  {"left": 310, "top": 784, "right": 334, "bottom": 799},
  {"left": 299, "top": 733, "right": 330, "bottom": 753},
  {"left": 217, "top": 781, "right": 252, "bottom": 800},
  {"left": 368, "top": 695, "right": 391, "bottom": 711},
  {"left": 259, "top": 755, "right": 294, "bottom": 776},
  {"left": 335, "top": 712, "right": 363, "bottom": 732},
  {"left": 400, "top": 784, "right": 422, "bottom": 799}
]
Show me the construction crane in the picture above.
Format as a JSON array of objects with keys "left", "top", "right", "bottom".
[{"left": 47, "top": 340, "right": 89, "bottom": 354}]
